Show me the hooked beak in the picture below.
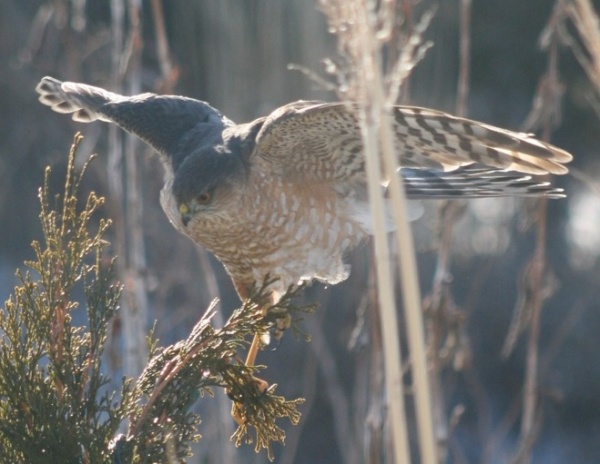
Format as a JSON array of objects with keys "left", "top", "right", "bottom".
[{"left": 179, "top": 203, "right": 192, "bottom": 227}]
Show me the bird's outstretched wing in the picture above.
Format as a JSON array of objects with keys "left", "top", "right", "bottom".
[
  {"left": 36, "top": 76, "right": 229, "bottom": 169},
  {"left": 36, "top": 76, "right": 126, "bottom": 123},
  {"left": 252, "top": 101, "right": 572, "bottom": 197}
]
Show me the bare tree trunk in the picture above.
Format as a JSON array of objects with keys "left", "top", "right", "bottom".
[{"left": 108, "top": 0, "right": 149, "bottom": 379}]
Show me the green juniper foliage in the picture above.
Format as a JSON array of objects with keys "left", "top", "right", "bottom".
[
  {"left": 0, "top": 135, "right": 126, "bottom": 463},
  {"left": 0, "top": 136, "right": 309, "bottom": 463}
]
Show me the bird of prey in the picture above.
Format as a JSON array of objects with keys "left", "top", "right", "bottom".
[
  {"left": 36, "top": 76, "right": 572, "bottom": 303},
  {"left": 36, "top": 76, "right": 572, "bottom": 423}
]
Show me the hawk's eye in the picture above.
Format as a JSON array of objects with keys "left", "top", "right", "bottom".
[{"left": 196, "top": 192, "right": 212, "bottom": 205}]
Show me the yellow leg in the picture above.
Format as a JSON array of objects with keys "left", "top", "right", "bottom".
[{"left": 245, "top": 331, "right": 262, "bottom": 368}]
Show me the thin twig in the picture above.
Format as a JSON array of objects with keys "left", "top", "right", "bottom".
[
  {"left": 194, "top": 248, "right": 238, "bottom": 463},
  {"left": 150, "top": 0, "right": 177, "bottom": 92},
  {"left": 279, "top": 348, "right": 318, "bottom": 464},
  {"left": 306, "top": 314, "right": 359, "bottom": 464},
  {"left": 512, "top": 8, "right": 562, "bottom": 463},
  {"left": 427, "top": 0, "right": 472, "bottom": 459},
  {"left": 456, "top": 0, "right": 471, "bottom": 118},
  {"left": 364, "top": 264, "right": 386, "bottom": 464}
]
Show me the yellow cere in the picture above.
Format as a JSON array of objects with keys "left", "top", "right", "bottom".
[{"left": 179, "top": 203, "right": 190, "bottom": 215}]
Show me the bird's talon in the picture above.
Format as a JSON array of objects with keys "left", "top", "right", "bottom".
[
  {"left": 254, "top": 376, "right": 269, "bottom": 394},
  {"left": 270, "top": 311, "right": 292, "bottom": 343},
  {"left": 229, "top": 376, "right": 270, "bottom": 425}
]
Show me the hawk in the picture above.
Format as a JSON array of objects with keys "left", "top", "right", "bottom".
[{"left": 36, "top": 76, "right": 572, "bottom": 302}]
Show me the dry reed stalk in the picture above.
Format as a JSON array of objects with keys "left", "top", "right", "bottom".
[{"left": 319, "top": 1, "right": 437, "bottom": 463}]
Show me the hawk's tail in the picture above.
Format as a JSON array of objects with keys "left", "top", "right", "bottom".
[
  {"left": 36, "top": 76, "right": 122, "bottom": 123},
  {"left": 401, "top": 168, "right": 565, "bottom": 199}
]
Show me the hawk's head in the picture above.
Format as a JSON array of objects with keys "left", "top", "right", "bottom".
[{"left": 172, "top": 145, "right": 247, "bottom": 227}]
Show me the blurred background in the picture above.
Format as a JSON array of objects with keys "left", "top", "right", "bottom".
[{"left": 1, "top": 1, "right": 599, "bottom": 463}]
